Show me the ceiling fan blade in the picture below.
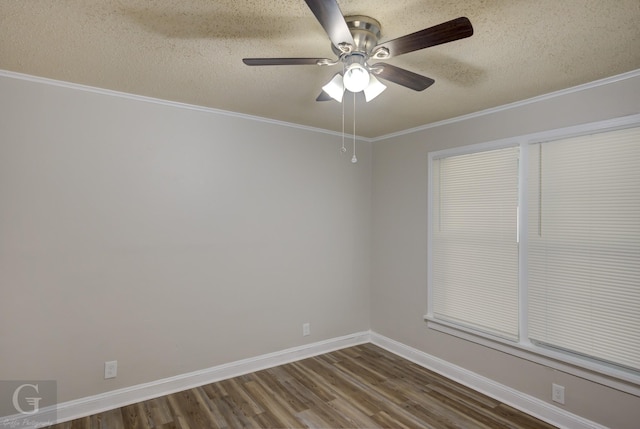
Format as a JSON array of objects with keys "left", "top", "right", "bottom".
[
  {"left": 243, "top": 58, "right": 329, "bottom": 66},
  {"left": 303, "top": 0, "right": 355, "bottom": 48},
  {"left": 316, "top": 91, "right": 333, "bottom": 101},
  {"left": 376, "top": 17, "right": 473, "bottom": 58},
  {"left": 371, "top": 63, "right": 435, "bottom": 91}
]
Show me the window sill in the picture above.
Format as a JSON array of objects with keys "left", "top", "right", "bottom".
[{"left": 424, "top": 315, "right": 640, "bottom": 397}]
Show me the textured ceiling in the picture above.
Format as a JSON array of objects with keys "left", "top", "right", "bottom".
[{"left": 1, "top": 0, "right": 639, "bottom": 138}]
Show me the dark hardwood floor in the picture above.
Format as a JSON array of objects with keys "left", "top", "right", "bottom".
[{"left": 47, "top": 343, "right": 557, "bottom": 428}]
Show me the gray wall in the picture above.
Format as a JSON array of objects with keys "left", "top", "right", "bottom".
[
  {"left": 371, "top": 73, "right": 640, "bottom": 429},
  {"left": 0, "top": 75, "right": 372, "bottom": 403},
  {"left": 2, "top": 70, "right": 640, "bottom": 428}
]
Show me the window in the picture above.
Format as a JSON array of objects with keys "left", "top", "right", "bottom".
[
  {"left": 431, "top": 147, "right": 520, "bottom": 341},
  {"left": 427, "top": 116, "right": 640, "bottom": 386}
]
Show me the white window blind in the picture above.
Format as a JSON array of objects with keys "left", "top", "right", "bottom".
[
  {"left": 527, "top": 127, "right": 640, "bottom": 371},
  {"left": 432, "top": 147, "right": 520, "bottom": 341}
]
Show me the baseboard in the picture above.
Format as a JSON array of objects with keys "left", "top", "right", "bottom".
[
  {"left": 2, "top": 331, "right": 370, "bottom": 428},
  {"left": 369, "top": 332, "right": 606, "bottom": 429},
  {"left": 3, "top": 331, "right": 606, "bottom": 429}
]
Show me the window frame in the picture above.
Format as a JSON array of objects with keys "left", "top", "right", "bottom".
[{"left": 426, "top": 113, "right": 640, "bottom": 396}]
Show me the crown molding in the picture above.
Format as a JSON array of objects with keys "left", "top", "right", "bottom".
[
  {"left": 372, "top": 68, "right": 640, "bottom": 142},
  {"left": 0, "top": 69, "right": 374, "bottom": 142},
  {"left": 3, "top": 68, "right": 638, "bottom": 144}
]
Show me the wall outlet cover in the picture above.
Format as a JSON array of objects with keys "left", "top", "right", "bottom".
[{"left": 104, "top": 360, "right": 118, "bottom": 379}]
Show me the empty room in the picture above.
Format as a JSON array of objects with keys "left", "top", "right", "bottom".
[{"left": 1, "top": 1, "right": 639, "bottom": 428}]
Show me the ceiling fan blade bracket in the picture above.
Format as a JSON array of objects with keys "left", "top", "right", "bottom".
[
  {"left": 368, "top": 65, "right": 384, "bottom": 74},
  {"left": 317, "top": 58, "right": 340, "bottom": 66},
  {"left": 337, "top": 42, "right": 353, "bottom": 54},
  {"left": 371, "top": 47, "right": 390, "bottom": 60}
]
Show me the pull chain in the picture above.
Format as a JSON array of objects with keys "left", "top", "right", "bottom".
[
  {"left": 351, "top": 91, "right": 357, "bottom": 163},
  {"left": 340, "top": 63, "right": 347, "bottom": 154},
  {"left": 340, "top": 87, "right": 346, "bottom": 153}
]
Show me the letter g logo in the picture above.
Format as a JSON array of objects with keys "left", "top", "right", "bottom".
[{"left": 12, "top": 383, "right": 42, "bottom": 415}]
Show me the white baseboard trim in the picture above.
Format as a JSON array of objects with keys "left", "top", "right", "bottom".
[
  {"left": 3, "top": 331, "right": 606, "bottom": 429},
  {"left": 369, "top": 332, "right": 606, "bottom": 429},
  {"left": 2, "top": 331, "right": 370, "bottom": 428}
]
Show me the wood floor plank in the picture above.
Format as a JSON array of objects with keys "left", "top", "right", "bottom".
[
  {"left": 294, "top": 408, "right": 335, "bottom": 428},
  {"left": 243, "top": 380, "right": 302, "bottom": 428},
  {"left": 383, "top": 376, "right": 505, "bottom": 429},
  {"left": 493, "top": 403, "right": 558, "bottom": 429},
  {"left": 295, "top": 357, "right": 382, "bottom": 417},
  {"left": 325, "top": 397, "right": 384, "bottom": 428},
  {"left": 334, "top": 356, "right": 389, "bottom": 386},
  {"left": 287, "top": 361, "right": 339, "bottom": 403},
  {"left": 120, "top": 402, "right": 151, "bottom": 429},
  {"left": 295, "top": 398, "right": 355, "bottom": 429},
  {"left": 295, "top": 358, "right": 371, "bottom": 403},
  {"left": 143, "top": 396, "right": 176, "bottom": 427},
  {"left": 370, "top": 410, "right": 416, "bottom": 429},
  {"left": 249, "top": 408, "right": 292, "bottom": 429},
  {"left": 425, "top": 386, "right": 522, "bottom": 429},
  {"left": 404, "top": 399, "right": 484, "bottom": 429},
  {"left": 220, "top": 377, "right": 265, "bottom": 416},
  {"left": 252, "top": 369, "right": 309, "bottom": 414},
  {"left": 45, "top": 344, "right": 557, "bottom": 429},
  {"left": 93, "top": 408, "right": 125, "bottom": 429},
  {"left": 314, "top": 356, "right": 457, "bottom": 429},
  {"left": 166, "top": 387, "right": 222, "bottom": 429},
  {"left": 212, "top": 395, "right": 252, "bottom": 428}
]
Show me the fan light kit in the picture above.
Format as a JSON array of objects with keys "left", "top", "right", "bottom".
[{"left": 243, "top": 0, "right": 474, "bottom": 160}]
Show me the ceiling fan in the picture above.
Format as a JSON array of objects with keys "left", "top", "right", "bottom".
[{"left": 243, "top": 0, "right": 473, "bottom": 102}]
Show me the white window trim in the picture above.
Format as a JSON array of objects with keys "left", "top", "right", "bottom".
[{"left": 426, "top": 113, "right": 640, "bottom": 397}]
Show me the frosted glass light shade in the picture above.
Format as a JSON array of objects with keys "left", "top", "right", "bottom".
[
  {"left": 321, "top": 74, "right": 345, "bottom": 102},
  {"left": 364, "top": 75, "right": 386, "bottom": 102},
  {"left": 343, "top": 63, "right": 370, "bottom": 92}
]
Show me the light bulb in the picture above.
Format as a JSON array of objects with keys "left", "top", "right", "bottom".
[
  {"left": 343, "top": 63, "right": 370, "bottom": 92},
  {"left": 351, "top": 155, "right": 358, "bottom": 163}
]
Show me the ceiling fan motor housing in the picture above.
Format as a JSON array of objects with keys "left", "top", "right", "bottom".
[{"left": 332, "top": 15, "right": 382, "bottom": 57}]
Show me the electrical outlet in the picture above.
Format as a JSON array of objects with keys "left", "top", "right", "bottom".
[
  {"left": 303, "top": 323, "right": 310, "bottom": 337},
  {"left": 104, "top": 360, "right": 118, "bottom": 379},
  {"left": 552, "top": 383, "right": 565, "bottom": 404}
]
